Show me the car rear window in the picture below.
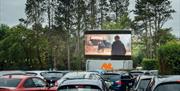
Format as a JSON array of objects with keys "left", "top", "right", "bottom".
[
  {"left": 0, "top": 78, "right": 21, "bottom": 87},
  {"left": 62, "top": 73, "right": 87, "bottom": 79},
  {"left": 26, "top": 72, "right": 37, "bottom": 76},
  {"left": 41, "top": 72, "right": 64, "bottom": 78},
  {"left": 102, "top": 74, "right": 120, "bottom": 81},
  {"left": 154, "top": 83, "right": 180, "bottom": 91},
  {"left": 130, "top": 72, "right": 144, "bottom": 76},
  {"left": 58, "top": 85, "right": 102, "bottom": 91}
]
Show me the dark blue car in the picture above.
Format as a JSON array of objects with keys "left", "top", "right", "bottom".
[{"left": 102, "top": 72, "right": 133, "bottom": 91}]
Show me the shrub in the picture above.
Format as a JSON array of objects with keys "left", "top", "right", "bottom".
[
  {"left": 142, "top": 58, "right": 158, "bottom": 70},
  {"left": 158, "top": 41, "right": 180, "bottom": 75}
]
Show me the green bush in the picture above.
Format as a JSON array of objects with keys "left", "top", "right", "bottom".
[
  {"left": 158, "top": 41, "right": 180, "bottom": 75},
  {"left": 142, "top": 58, "right": 158, "bottom": 70},
  {"left": 133, "top": 52, "right": 144, "bottom": 68}
]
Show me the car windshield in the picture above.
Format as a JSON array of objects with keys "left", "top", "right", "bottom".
[
  {"left": 41, "top": 72, "right": 64, "bottom": 78},
  {"left": 0, "top": 78, "right": 21, "bottom": 87},
  {"left": 102, "top": 74, "right": 120, "bottom": 81},
  {"left": 58, "top": 85, "right": 101, "bottom": 91},
  {"left": 154, "top": 83, "right": 180, "bottom": 91}
]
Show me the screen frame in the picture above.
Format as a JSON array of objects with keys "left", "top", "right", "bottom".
[{"left": 84, "top": 30, "right": 132, "bottom": 60}]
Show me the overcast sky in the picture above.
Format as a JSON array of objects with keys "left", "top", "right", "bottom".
[{"left": 0, "top": 0, "right": 179, "bottom": 38}]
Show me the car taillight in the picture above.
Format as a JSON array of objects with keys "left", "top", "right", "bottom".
[
  {"left": 176, "top": 80, "right": 180, "bottom": 83},
  {"left": 115, "top": 80, "right": 125, "bottom": 85}
]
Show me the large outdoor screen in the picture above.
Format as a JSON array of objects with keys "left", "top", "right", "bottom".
[{"left": 85, "top": 30, "right": 131, "bottom": 59}]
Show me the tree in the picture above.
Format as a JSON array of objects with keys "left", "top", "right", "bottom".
[
  {"left": 84, "top": 0, "right": 98, "bottom": 29},
  {"left": 158, "top": 41, "right": 180, "bottom": 74},
  {"left": 55, "top": 0, "right": 76, "bottom": 70},
  {"left": 154, "top": 28, "right": 175, "bottom": 45},
  {"left": 109, "top": 0, "right": 129, "bottom": 21},
  {"left": 134, "top": 0, "right": 175, "bottom": 58},
  {"left": 0, "top": 24, "right": 49, "bottom": 70},
  {"left": 25, "top": 0, "right": 49, "bottom": 69},
  {"left": 25, "top": 0, "right": 46, "bottom": 25},
  {"left": 73, "top": 0, "right": 86, "bottom": 61},
  {"left": 0, "top": 24, "right": 9, "bottom": 40},
  {"left": 102, "top": 13, "right": 132, "bottom": 29},
  {"left": 98, "top": 0, "right": 110, "bottom": 28}
]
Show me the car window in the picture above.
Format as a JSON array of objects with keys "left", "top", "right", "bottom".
[
  {"left": 138, "top": 79, "right": 151, "bottom": 89},
  {"left": 130, "top": 72, "right": 144, "bottom": 77},
  {"left": 62, "top": 72, "right": 86, "bottom": 79},
  {"left": 90, "top": 74, "right": 101, "bottom": 80},
  {"left": 24, "top": 78, "right": 36, "bottom": 88},
  {"left": 58, "top": 85, "right": 102, "bottom": 91},
  {"left": 32, "top": 78, "right": 46, "bottom": 87},
  {"left": 89, "top": 74, "right": 96, "bottom": 79},
  {"left": 95, "top": 74, "right": 103, "bottom": 80},
  {"left": 0, "top": 78, "right": 21, "bottom": 87},
  {"left": 122, "top": 75, "right": 131, "bottom": 80},
  {"left": 41, "top": 72, "right": 64, "bottom": 78},
  {"left": 154, "top": 83, "right": 180, "bottom": 91},
  {"left": 26, "top": 73, "right": 37, "bottom": 76},
  {"left": 102, "top": 74, "right": 120, "bottom": 81}
]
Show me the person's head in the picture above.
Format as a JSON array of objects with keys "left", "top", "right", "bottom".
[{"left": 114, "top": 35, "right": 120, "bottom": 41}]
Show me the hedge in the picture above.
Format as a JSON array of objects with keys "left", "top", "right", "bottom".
[{"left": 141, "top": 58, "right": 158, "bottom": 70}]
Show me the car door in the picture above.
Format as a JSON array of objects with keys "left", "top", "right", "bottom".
[{"left": 22, "top": 77, "right": 48, "bottom": 91}]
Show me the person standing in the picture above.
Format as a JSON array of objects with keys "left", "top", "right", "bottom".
[{"left": 111, "top": 35, "right": 126, "bottom": 55}]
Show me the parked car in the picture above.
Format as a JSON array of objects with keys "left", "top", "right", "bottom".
[
  {"left": 57, "top": 79, "right": 107, "bottom": 91},
  {"left": 0, "top": 74, "right": 57, "bottom": 91},
  {"left": 133, "top": 75, "right": 155, "bottom": 91},
  {"left": 41, "top": 71, "right": 68, "bottom": 86},
  {"left": 56, "top": 71, "right": 103, "bottom": 86},
  {"left": 102, "top": 72, "right": 134, "bottom": 91},
  {"left": 150, "top": 75, "right": 180, "bottom": 91},
  {"left": 25, "top": 70, "right": 48, "bottom": 79}
]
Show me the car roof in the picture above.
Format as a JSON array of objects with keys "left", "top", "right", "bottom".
[
  {"left": 64, "top": 71, "right": 98, "bottom": 76},
  {"left": 42, "top": 71, "right": 68, "bottom": 74},
  {"left": 158, "top": 75, "right": 180, "bottom": 83},
  {"left": 139, "top": 75, "right": 155, "bottom": 79},
  {"left": 26, "top": 70, "right": 48, "bottom": 73},
  {"left": 130, "top": 70, "right": 149, "bottom": 73},
  {"left": 59, "top": 79, "right": 103, "bottom": 89},
  {"left": 1, "top": 75, "right": 31, "bottom": 79},
  {"left": 0, "top": 71, "right": 26, "bottom": 76}
]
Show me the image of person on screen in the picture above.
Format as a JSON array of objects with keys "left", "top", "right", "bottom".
[
  {"left": 111, "top": 35, "right": 126, "bottom": 55},
  {"left": 97, "top": 41, "right": 105, "bottom": 53}
]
